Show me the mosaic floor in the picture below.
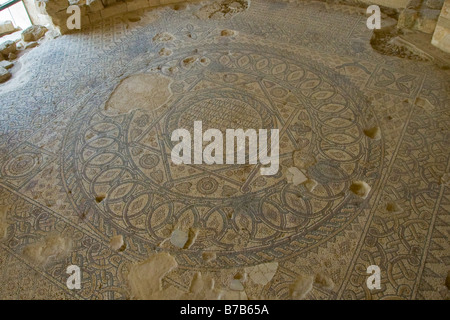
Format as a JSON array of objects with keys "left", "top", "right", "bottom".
[{"left": 0, "top": 0, "right": 449, "bottom": 300}]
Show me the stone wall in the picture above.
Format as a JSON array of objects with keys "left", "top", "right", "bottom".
[
  {"left": 397, "top": 0, "right": 445, "bottom": 34},
  {"left": 22, "top": 0, "right": 450, "bottom": 45},
  {"left": 23, "top": 0, "right": 54, "bottom": 26},
  {"left": 25, "top": 0, "right": 415, "bottom": 35},
  {"left": 359, "top": 0, "right": 409, "bottom": 9},
  {"left": 432, "top": 0, "right": 450, "bottom": 52},
  {"left": 25, "top": 0, "right": 190, "bottom": 34}
]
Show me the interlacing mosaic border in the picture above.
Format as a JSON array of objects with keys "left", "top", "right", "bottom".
[{"left": 0, "top": 0, "right": 449, "bottom": 299}]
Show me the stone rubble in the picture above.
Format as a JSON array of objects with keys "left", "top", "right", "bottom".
[
  {"left": 21, "top": 25, "right": 48, "bottom": 42},
  {"left": 0, "top": 66, "right": 11, "bottom": 83}
]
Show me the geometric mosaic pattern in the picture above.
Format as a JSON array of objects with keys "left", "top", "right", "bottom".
[{"left": 0, "top": 0, "right": 449, "bottom": 299}]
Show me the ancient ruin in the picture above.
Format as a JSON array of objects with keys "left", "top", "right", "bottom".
[{"left": 0, "top": 0, "right": 449, "bottom": 301}]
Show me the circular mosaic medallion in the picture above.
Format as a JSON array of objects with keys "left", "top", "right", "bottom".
[{"left": 62, "top": 43, "right": 381, "bottom": 269}]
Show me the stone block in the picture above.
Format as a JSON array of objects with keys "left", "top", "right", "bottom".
[
  {"left": 36, "top": 0, "right": 69, "bottom": 14},
  {"left": 86, "top": 0, "right": 104, "bottom": 12},
  {"left": 426, "top": 0, "right": 445, "bottom": 10},
  {"left": 0, "top": 41, "right": 16, "bottom": 59},
  {"left": 126, "top": 0, "right": 149, "bottom": 12},
  {"left": 0, "top": 21, "right": 15, "bottom": 35},
  {"left": 0, "top": 60, "right": 13, "bottom": 69},
  {"left": 88, "top": 11, "right": 103, "bottom": 23},
  {"left": 398, "top": 8, "right": 419, "bottom": 29},
  {"left": 148, "top": 0, "right": 161, "bottom": 7},
  {"left": 101, "top": 2, "right": 127, "bottom": 18},
  {"left": 416, "top": 15, "right": 438, "bottom": 33},
  {"left": 22, "top": 25, "right": 48, "bottom": 42},
  {"left": 432, "top": 0, "right": 450, "bottom": 53},
  {"left": 0, "top": 66, "right": 11, "bottom": 83},
  {"left": 159, "top": 0, "right": 183, "bottom": 4},
  {"left": 432, "top": 24, "right": 450, "bottom": 52},
  {"left": 441, "top": 0, "right": 450, "bottom": 19}
]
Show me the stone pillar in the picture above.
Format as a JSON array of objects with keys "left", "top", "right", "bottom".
[{"left": 432, "top": 0, "right": 450, "bottom": 52}]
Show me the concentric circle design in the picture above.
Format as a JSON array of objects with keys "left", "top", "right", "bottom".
[
  {"left": 197, "top": 177, "right": 219, "bottom": 195},
  {"left": 139, "top": 154, "right": 160, "bottom": 169},
  {"left": 2, "top": 153, "right": 39, "bottom": 178},
  {"left": 61, "top": 43, "right": 382, "bottom": 269}
]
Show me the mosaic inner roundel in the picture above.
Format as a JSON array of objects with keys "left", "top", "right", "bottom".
[{"left": 61, "top": 43, "right": 382, "bottom": 269}]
